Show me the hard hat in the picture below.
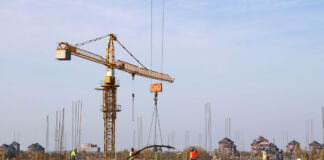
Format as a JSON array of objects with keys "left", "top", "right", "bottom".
[
  {"left": 74, "top": 147, "right": 77, "bottom": 150},
  {"left": 265, "top": 148, "right": 268, "bottom": 151},
  {"left": 191, "top": 148, "right": 194, "bottom": 151},
  {"left": 131, "top": 147, "right": 134, "bottom": 151}
]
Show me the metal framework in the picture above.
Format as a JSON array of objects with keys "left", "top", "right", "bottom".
[
  {"left": 99, "top": 34, "right": 119, "bottom": 159},
  {"left": 56, "top": 34, "right": 174, "bottom": 159},
  {"left": 97, "top": 83, "right": 120, "bottom": 158}
]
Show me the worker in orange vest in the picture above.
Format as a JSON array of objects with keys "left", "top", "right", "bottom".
[
  {"left": 189, "top": 147, "right": 197, "bottom": 160},
  {"left": 129, "top": 147, "right": 135, "bottom": 160}
]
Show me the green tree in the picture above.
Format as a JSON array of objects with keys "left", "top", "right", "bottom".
[{"left": 4, "top": 151, "right": 16, "bottom": 159}]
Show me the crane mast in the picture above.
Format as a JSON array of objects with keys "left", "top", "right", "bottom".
[
  {"left": 56, "top": 34, "right": 173, "bottom": 159},
  {"left": 101, "top": 34, "right": 118, "bottom": 159},
  {"left": 105, "top": 34, "right": 116, "bottom": 84}
]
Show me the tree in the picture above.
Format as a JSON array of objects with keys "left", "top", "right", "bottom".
[
  {"left": 320, "top": 149, "right": 324, "bottom": 160},
  {"left": 294, "top": 143, "right": 301, "bottom": 159},
  {"left": 141, "top": 149, "right": 155, "bottom": 159},
  {"left": 4, "top": 151, "right": 16, "bottom": 159},
  {"left": 302, "top": 147, "right": 309, "bottom": 160},
  {"left": 310, "top": 146, "right": 318, "bottom": 160},
  {"left": 116, "top": 149, "right": 129, "bottom": 159}
]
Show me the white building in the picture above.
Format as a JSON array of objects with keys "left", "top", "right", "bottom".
[{"left": 78, "top": 144, "right": 100, "bottom": 153}]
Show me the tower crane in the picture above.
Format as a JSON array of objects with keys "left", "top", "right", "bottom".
[{"left": 56, "top": 34, "right": 173, "bottom": 159}]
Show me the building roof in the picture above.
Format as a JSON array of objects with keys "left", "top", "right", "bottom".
[
  {"left": 219, "top": 137, "right": 234, "bottom": 144},
  {"left": 287, "top": 140, "right": 300, "bottom": 146},
  {"left": 10, "top": 141, "right": 20, "bottom": 146},
  {"left": 253, "top": 136, "right": 269, "bottom": 143},
  {"left": 0, "top": 144, "right": 9, "bottom": 149},
  {"left": 0, "top": 144, "right": 16, "bottom": 152},
  {"left": 251, "top": 136, "right": 269, "bottom": 145},
  {"left": 2, "top": 144, "right": 9, "bottom": 147},
  {"left": 309, "top": 141, "right": 321, "bottom": 147},
  {"left": 27, "top": 143, "right": 44, "bottom": 152}
]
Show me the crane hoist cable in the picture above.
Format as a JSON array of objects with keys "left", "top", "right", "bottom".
[
  {"left": 150, "top": 0, "right": 153, "bottom": 72},
  {"left": 146, "top": 84, "right": 164, "bottom": 151},
  {"left": 146, "top": 0, "right": 168, "bottom": 153},
  {"left": 146, "top": 91, "right": 164, "bottom": 152},
  {"left": 131, "top": 74, "right": 135, "bottom": 122},
  {"left": 160, "top": 0, "right": 165, "bottom": 79},
  {"left": 146, "top": 102, "right": 163, "bottom": 146},
  {"left": 156, "top": 102, "right": 163, "bottom": 145},
  {"left": 147, "top": 104, "right": 155, "bottom": 145}
]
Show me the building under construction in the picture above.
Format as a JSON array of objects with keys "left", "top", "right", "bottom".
[
  {"left": 218, "top": 137, "right": 237, "bottom": 156},
  {"left": 251, "top": 136, "right": 278, "bottom": 155}
]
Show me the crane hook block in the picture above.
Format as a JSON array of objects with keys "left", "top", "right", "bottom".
[{"left": 150, "top": 83, "right": 162, "bottom": 93}]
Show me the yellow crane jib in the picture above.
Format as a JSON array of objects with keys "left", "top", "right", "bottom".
[
  {"left": 56, "top": 43, "right": 174, "bottom": 82},
  {"left": 116, "top": 60, "right": 173, "bottom": 83}
]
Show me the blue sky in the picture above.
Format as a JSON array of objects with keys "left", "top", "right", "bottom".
[{"left": 1, "top": 0, "right": 324, "bottom": 151}]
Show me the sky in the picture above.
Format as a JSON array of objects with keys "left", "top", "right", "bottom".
[{"left": 1, "top": 0, "right": 324, "bottom": 152}]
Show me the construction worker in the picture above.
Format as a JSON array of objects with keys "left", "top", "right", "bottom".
[
  {"left": 279, "top": 149, "right": 283, "bottom": 160},
  {"left": 189, "top": 147, "right": 197, "bottom": 160},
  {"left": 71, "top": 147, "right": 77, "bottom": 160},
  {"left": 263, "top": 148, "right": 268, "bottom": 160},
  {"left": 275, "top": 149, "right": 283, "bottom": 160},
  {"left": 129, "top": 147, "right": 135, "bottom": 160}
]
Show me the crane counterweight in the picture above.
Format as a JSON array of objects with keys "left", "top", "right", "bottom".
[{"left": 56, "top": 47, "right": 71, "bottom": 60}]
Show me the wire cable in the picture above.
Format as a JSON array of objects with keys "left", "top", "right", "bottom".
[
  {"left": 150, "top": 0, "right": 153, "bottom": 71},
  {"left": 74, "top": 34, "right": 109, "bottom": 46},
  {"left": 161, "top": 0, "right": 165, "bottom": 78},
  {"left": 147, "top": 107, "right": 156, "bottom": 145},
  {"left": 115, "top": 40, "right": 147, "bottom": 69},
  {"left": 132, "top": 79, "right": 135, "bottom": 122},
  {"left": 73, "top": 34, "right": 148, "bottom": 70},
  {"left": 156, "top": 105, "right": 164, "bottom": 144}
]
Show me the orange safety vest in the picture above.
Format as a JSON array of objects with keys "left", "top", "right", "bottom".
[{"left": 190, "top": 151, "right": 197, "bottom": 160}]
